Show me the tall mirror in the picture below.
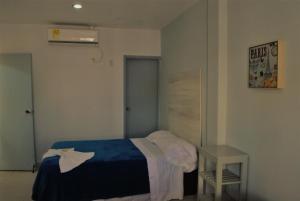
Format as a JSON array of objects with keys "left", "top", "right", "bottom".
[
  {"left": 159, "top": 0, "right": 208, "bottom": 200},
  {"left": 0, "top": 0, "right": 206, "bottom": 200}
]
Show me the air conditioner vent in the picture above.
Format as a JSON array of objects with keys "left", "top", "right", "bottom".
[{"left": 48, "top": 28, "right": 98, "bottom": 44}]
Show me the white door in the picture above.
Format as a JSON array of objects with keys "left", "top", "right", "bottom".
[
  {"left": 0, "top": 53, "right": 35, "bottom": 170},
  {"left": 125, "top": 58, "right": 159, "bottom": 138}
]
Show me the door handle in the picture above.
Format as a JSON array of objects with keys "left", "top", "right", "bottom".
[{"left": 25, "top": 109, "right": 33, "bottom": 114}]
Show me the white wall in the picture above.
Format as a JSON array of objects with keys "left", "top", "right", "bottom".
[
  {"left": 206, "top": 0, "right": 228, "bottom": 145},
  {"left": 0, "top": 24, "right": 161, "bottom": 160},
  {"left": 227, "top": 0, "right": 300, "bottom": 200}
]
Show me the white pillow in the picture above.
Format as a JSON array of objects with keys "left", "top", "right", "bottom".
[{"left": 146, "top": 130, "right": 197, "bottom": 172}]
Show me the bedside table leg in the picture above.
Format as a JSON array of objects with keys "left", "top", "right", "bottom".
[
  {"left": 215, "top": 162, "right": 223, "bottom": 201},
  {"left": 240, "top": 159, "right": 248, "bottom": 201}
]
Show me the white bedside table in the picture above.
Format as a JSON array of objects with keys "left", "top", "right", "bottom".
[{"left": 199, "top": 145, "right": 248, "bottom": 201}]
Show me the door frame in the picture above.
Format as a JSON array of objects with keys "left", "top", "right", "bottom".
[
  {"left": 123, "top": 55, "right": 161, "bottom": 138},
  {"left": 29, "top": 54, "right": 38, "bottom": 171}
]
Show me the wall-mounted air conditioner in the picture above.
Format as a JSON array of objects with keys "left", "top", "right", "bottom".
[{"left": 48, "top": 28, "right": 98, "bottom": 44}]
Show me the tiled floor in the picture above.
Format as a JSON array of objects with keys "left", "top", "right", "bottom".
[
  {"left": 0, "top": 171, "right": 197, "bottom": 201},
  {"left": 0, "top": 171, "right": 36, "bottom": 201}
]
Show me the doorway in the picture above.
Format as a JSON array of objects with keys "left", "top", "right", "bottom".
[
  {"left": 124, "top": 57, "right": 160, "bottom": 138},
  {"left": 0, "top": 53, "right": 36, "bottom": 171}
]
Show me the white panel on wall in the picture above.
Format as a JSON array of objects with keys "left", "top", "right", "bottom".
[{"left": 168, "top": 70, "right": 201, "bottom": 147}]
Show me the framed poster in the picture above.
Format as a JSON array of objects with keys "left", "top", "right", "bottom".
[{"left": 249, "top": 41, "right": 284, "bottom": 88}]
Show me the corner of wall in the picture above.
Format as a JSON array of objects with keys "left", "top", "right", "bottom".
[
  {"left": 207, "top": 0, "right": 228, "bottom": 145},
  {"left": 217, "top": 0, "right": 228, "bottom": 145}
]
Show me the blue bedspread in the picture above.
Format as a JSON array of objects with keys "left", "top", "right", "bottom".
[{"left": 32, "top": 139, "right": 150, "bottom": 201}]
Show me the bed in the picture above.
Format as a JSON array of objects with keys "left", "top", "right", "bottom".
[{"left": 32, "top": 131, "right": 198, "bottom": 201}]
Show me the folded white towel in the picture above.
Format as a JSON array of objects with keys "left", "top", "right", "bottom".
[{"left": 42, "top": 148, "right": 95, "bottom": 173}]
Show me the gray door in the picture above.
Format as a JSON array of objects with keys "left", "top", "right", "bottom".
[
  {"left": 125, "top": 58, "right": 159, "bottom": 138},
  {"left": 0, "top": 54, "right": 35, "bottom": 170}
]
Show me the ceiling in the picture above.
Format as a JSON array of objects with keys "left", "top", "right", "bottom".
[{"left": 0, "top": 0, "right": 199, "bottom": 29}]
